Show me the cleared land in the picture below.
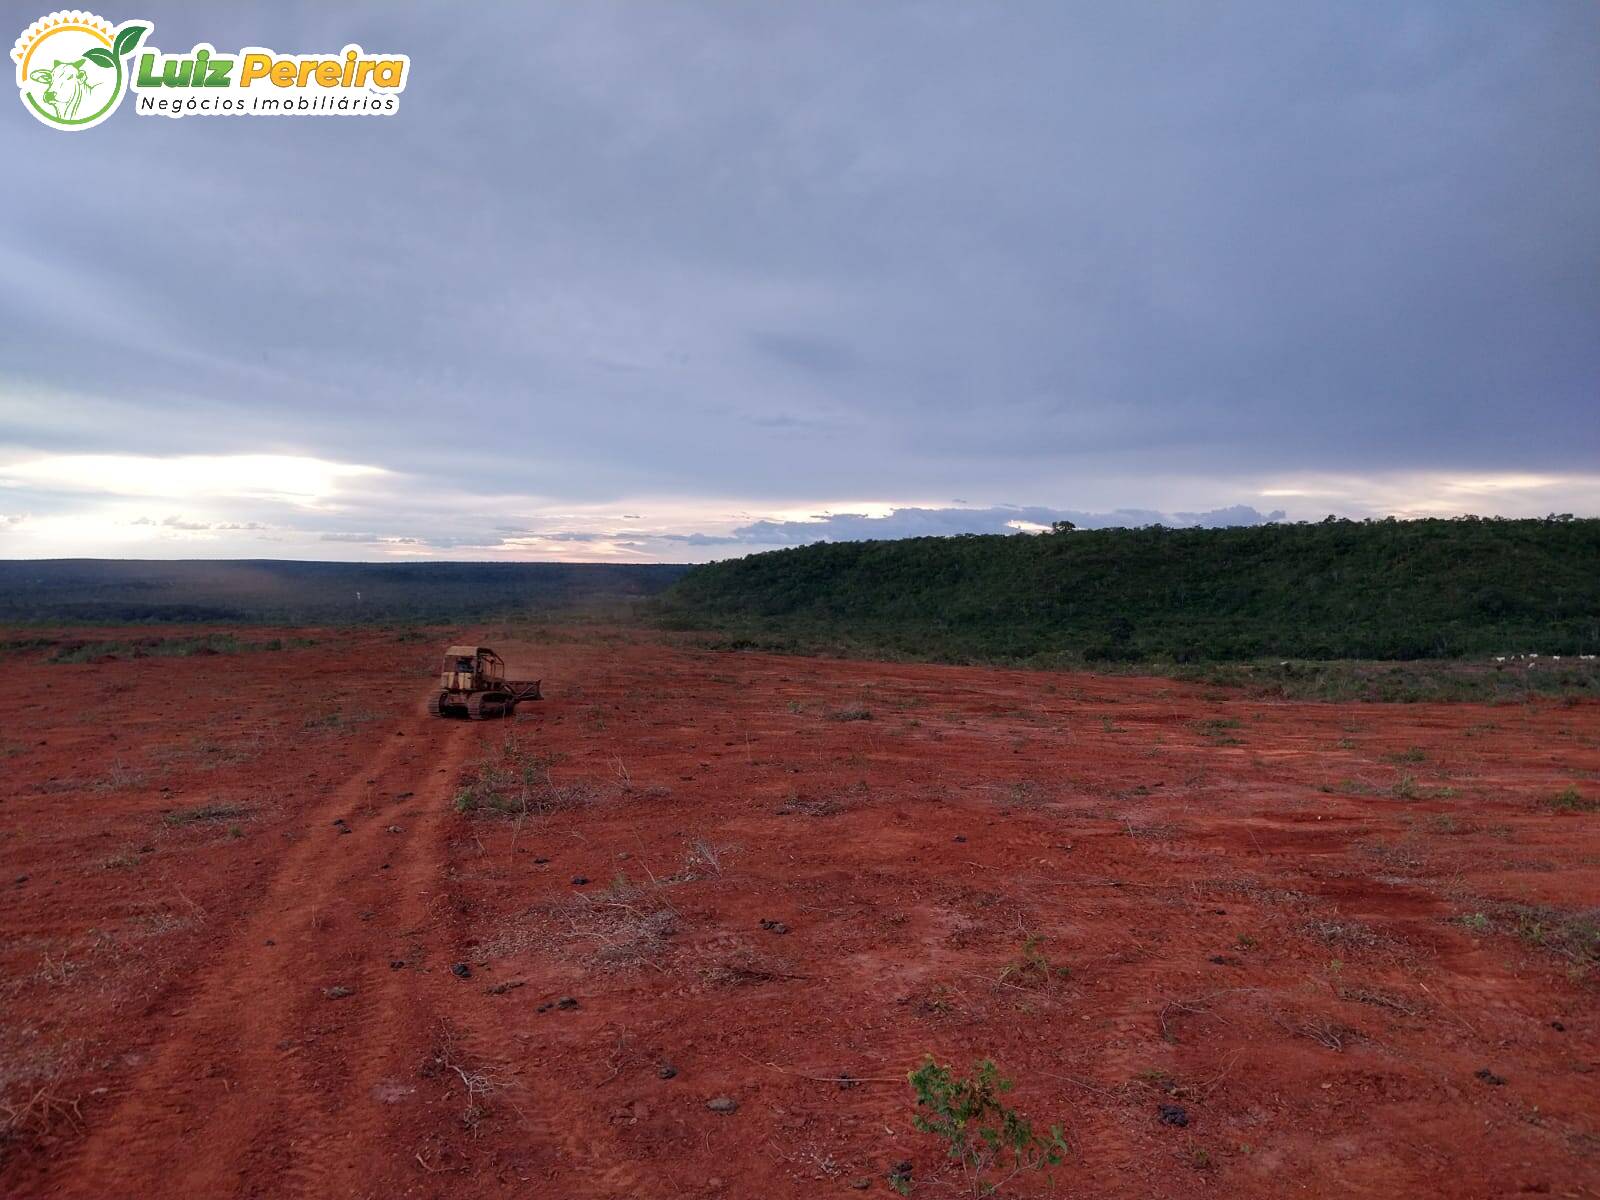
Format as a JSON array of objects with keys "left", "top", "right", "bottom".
[{"left": 1, "top": 625, "right": 1596, "bottom": 1198}]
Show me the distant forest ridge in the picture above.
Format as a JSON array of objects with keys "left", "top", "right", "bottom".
[
  {"left": 0, "top": 559, "right": 691, "bottom": 623},
  {"left": 655, "top": 516, "right": 1600, "bottom": 663}
]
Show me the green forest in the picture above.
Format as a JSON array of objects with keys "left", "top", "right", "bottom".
[{"left": 658, "top": 517, "right": 1600, "bottom": 665}]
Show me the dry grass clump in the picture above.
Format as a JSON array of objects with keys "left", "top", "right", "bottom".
[
  {"left": 419, "top": 1019, "right": 507, "bottom": 1135},
  {"left": 555, "top": 874, "right": 679, "bottom": 970},
  {"left": 453, "top": 737, "right": 601, "bottom": 818}
]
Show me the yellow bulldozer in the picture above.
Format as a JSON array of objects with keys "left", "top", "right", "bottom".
[{"left": 427, "top": 645, "right": 542, "bottom": 719}]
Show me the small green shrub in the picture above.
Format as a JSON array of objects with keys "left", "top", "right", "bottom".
[
  {"left": 898, "top": 1057, "right": 1067, "bottom": 1196},
  {"left": 997, "top": 935, "right": 1069, "bottom": 988}
]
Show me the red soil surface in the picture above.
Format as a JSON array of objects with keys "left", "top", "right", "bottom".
[{"left": 1, "top": 626, "right": 1597, "bottom": 1198}]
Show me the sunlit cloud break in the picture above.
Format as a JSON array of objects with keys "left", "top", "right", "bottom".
[{"left": 1, "top": 454, "right": 386, "bottom": 505}]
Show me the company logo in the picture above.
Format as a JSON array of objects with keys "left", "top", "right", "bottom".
[
  {"left": 12, "top": 11, "right": 147, "bottom": 130},
  {"left": 13, "top": 11, "right": 410, "bottom": 130}
]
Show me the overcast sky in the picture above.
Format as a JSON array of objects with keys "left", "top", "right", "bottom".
[{"left": 2, "top": 1, "right": 1596, "bottom": 562}]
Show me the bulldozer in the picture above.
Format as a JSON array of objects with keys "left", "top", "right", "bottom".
[{"left": 427, "top": 645, "right": 542, "bottom": 720}]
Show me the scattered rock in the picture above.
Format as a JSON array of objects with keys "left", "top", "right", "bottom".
[
  {"left": 1208, "top": 954, "right": 1240, "bottom": 966},
  {"left": 556, "top": 995, "right": 579, "bottom": 1010},
  {"left": 486, "top": 980, "right": 525, "bottom": 995},
  {"left": 953, "top": 835, "right": 967, "bottom": 843},
  {"left": 706, "top": 1096, "right": 738, "bottom": 1113},
  {"left": 571, "top": 876, "right": 589, "bottom": 886},
  {"left": 850, "top": 1178, "right": 871, "bottom": 1191},
  {"left": 533, "top": 856, "right": 550, "bottom": 864},
  {"left": 1158, "top": 1103, "right": 1189, "bottom": 1127},
  {"left": 888, "top": 1160, "right": 913, "bottom": 1190},
  {"left": 324, "top": 985, "right": 354, "bottom": 1000},
  {"left": 759, "top": 919, "right": 790, "bottom": 935},
  {"left": 389, "top": 959, "right": 406, "bottom": 970},
  {"left": 537, "top": 1002, "right": 553, "bottom": 1013},
  {"left": 385, "top": 825, "right": 402, "bottom": 834},
  {"left": 451, "top": 962, "right": 472, "bottom": 979},
  {"left": 1551, "top": 1021, "right": 1566, "bottom": 1033},
  {"left": 657, "top": 1064, "right": 678, "bottom": 1079},
  {"left": 1475, "top": 1068, "right": 1506, "bottom": 1086}
]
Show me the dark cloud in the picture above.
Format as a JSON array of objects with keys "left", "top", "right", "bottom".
[{"left": 1, "top": 1, "right": 1596, "bottom": 560}]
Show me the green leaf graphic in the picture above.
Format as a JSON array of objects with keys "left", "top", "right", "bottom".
[
  {"left": 84, "top": 46, "right": 115, "bottom": 68},
  {"left": 113, "top": 24, "right": 148, "bottom": 59}
]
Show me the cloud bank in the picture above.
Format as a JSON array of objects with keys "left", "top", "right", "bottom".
[{"left": 1, "top": 2, "right": 1595, "bottom": 560}]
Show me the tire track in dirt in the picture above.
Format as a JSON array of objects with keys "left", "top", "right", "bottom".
[{"left": 44, "top": 700, "right": 475, "bottom": 1200}]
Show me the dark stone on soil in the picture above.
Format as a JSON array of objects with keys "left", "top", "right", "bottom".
[
  {"left": 1551, "top": 1021, "right": 1565, "bottom": 1032},
  {"left": 537, "top": 1002, "right": 553, "bottom": 1013},
  {"left": 658, "top": 1064, "right": 677, "bottom": 1079},
  {"left": 850, "top": 1179, "right": 870, "bottom": 1190},
  {"left": 888, "top": 1161, "right": 913, "bottom": 1188},
  {"left": 953, "top": 835, "right": 966, "bottom": 842},
  {"left": 706, "top": 1096, "right": 738, "bottom": 1113},
  {"left": 1475, "top": 1068, "right": 1506, "bottom": 1085},
  {"left": 759, "top": 919, "right": 789, "bottom": 935},
  {"left": 324, "top": 985, "right": 354, "bottom": 1000},
  {"left": 1208, "top": 954, "right": 1240, "bottom": 966},
  {"left": 451, "top": 962, "right": 472, "bottom": 979},
  {"left": 556, "top": 995, "right": 579, "bottom": 1010},
  {"left": 534, "top": 857, "right": 549, "bottom": 864},
  {"left": 389, "top": 960, "right": 406, "bottom": 970},
  {"left": 1158, "top": 1103, "right": 1189, "bottom": 1127},
  {"left": 571, "top": 876, "right": 589, "bottom": 885}
]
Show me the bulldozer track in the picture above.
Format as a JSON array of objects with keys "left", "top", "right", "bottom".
[{"left": 45, "top": 700, "right": 478, "bottom": 1199}]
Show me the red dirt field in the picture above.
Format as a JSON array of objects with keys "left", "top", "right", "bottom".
[{"left": 1, "top": 626, "right": 1597, "bottom": 1199}]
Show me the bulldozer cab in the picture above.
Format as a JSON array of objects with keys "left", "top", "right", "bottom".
[{"left": 442, "top": 645, "right": 504, "bottom": 690}]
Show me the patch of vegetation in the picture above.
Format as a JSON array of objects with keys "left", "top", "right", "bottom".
[
  {"left": 997, "top": 935, "right": 1069, "bottom": 988},
  {"left": 657, "top": 517, "right": 1600, "bottom": 669},
  {"left": 0, "top": 560, "right": 688, "bottom": 624},
  {"left": 1544, "top": 786, "right": 1597, "bottom": 814},
  {"left": 827, "top": 704, "right": 873, "bottom": 722},
  {"left": 453, "top": 737, "right": 583, "bottom": 818},
  {"left": 161, "top": 803, "right": 247, "bottom": 827},
  {"left": 1173, "top": 658, "right": 1600, "bottom": 703},
  {"left": 1190, "top": 717, "right": 1244, "bottom": 745},
  {"left": 1457, "top": 902, "right": 1600, "bottom": 971},
  {"left": 302, "top": 706, "right": 378, "bottom": 730},
  {"left": 898, "top": 1057, "right": 1069, "bottom": 1197}
]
